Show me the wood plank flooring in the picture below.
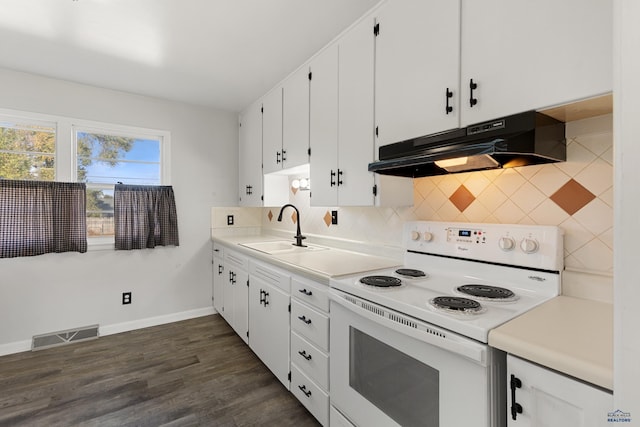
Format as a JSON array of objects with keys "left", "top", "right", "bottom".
[{"left": 0, "top": 314, "right": 321, "bottom": 426}]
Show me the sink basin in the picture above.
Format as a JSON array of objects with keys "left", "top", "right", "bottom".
[{"left": 239, "top": 240, "right": 327, "bottom": 255}]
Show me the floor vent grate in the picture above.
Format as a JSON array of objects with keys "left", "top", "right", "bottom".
[{"left": 32, "top": 324, "right": 99, "bottom": 351}]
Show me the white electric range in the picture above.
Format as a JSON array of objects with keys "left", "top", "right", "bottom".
[{"left": 329, "top": 221, "right": 563, "bottom": 427}]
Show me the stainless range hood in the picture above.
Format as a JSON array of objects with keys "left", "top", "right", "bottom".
[{"left": 368, "top": 111, "right": 566, "bottom": 178}]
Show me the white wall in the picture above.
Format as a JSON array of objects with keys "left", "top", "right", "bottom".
[
  {"left": 0, "top": 68, "right": 238, "bottom": 353},
  {"left": 614, "top": 0, "right": 640, "bottom": 419}
]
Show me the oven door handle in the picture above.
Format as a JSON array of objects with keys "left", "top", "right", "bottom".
[{"left": 331, "top": 292, "right": 486, "bottom": 365}]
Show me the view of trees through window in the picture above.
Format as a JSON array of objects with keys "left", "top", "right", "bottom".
[
  {"left": 0, "top": 122, "right": 56, "bottom": 181},
  {"left": 0, "top": 115, "right": 164, "bottom": 240},
  {"left": 77, "top": 130, "right": 161, "bottom": 238}
]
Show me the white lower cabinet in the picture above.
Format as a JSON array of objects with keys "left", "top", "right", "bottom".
[
  {"left": 290, "top": 275, "right": 330, "bottom": 426},
  {"left": 507, "top": 354, "right": 612, "bottom": 426},
  {"left": 212, "top": 243, "right": 224, "bottom": 314},
  {"left": 248, "top": 260, "right": 291, "bottom": 388},
  {"left": 222, "top": 249, "right": 249, "bottom": 344}
]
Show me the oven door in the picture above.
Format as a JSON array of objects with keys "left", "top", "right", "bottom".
[{"left": 330, "top": 289, "right": 505, "bottom": 427}]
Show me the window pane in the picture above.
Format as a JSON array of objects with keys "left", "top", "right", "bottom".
[
  {"left": 76, "top": 129, "right": 162, "bottom": 239},
  {"left": 0, "top": 121, "right": 56, "bottom": 181},
  {"left": 86, "top": 187, "right": 114, "bottom": 237}
]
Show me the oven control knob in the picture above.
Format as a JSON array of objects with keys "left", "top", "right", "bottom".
[
  {"left": 499, "top": 237, "right": 515, "bottom": 251},
  {"left": 411, "top": 231, "right": 421, "bottom": 241},
  {"left": 520, "top": 238, "right": 539, "bottom": 254},
  {"left": 422, "top": 232, "right": 433, "bottom": 242}
]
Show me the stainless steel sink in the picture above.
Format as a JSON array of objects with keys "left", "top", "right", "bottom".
[{"left": 239, "top": 240, "right": 327, "bottom": 255}]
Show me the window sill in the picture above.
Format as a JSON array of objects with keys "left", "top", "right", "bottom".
[{"left": 87, "top": 237, "right": 115, "bottom": 252}]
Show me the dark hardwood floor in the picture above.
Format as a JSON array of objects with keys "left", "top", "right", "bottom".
[{"left": 0, "top": 314, "right": 321, "bottom": 426}]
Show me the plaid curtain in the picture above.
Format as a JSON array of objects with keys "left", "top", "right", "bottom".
[
  {"left": 0, "top": 180, "right": 87, "bottom": 258},
  {"left": 114, "top": 184, "right": 179, "bottom": 250}
]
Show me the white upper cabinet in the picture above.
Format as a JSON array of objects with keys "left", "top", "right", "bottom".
[
  {"left": 262, "top": 87, "right": 283, "bottom": 174},
  {"left": 238, "top": 101, "right": 263, "bottom": 206},
  {"left": 375, "top": 0, "right": 461, "bottom": 148},
  {"left": 338, "top": 14, "right": 380, "bottom": 206},
  {"left": 309, "top": 44, "right": 340, "bottom": 207},
  {"left": 282, "top": 66, "right": 311, "bottom": 170},
  {"left": 310, "top": 13, "right": 412, "bottom": 207},
  {"left": 460, "top": 0, "right": 612, "bottom": 126}
]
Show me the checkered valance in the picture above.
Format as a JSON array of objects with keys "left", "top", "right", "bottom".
[
  {"left": 114, "top": 184, "right": 179, "bottom": 250},
  {"left": 0, "top": 180, "right": 87, "bottom": 258}
]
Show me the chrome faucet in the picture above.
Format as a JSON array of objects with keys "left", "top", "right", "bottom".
[{"left": 277, "top": 204, "right": 306, "bottom": 247}]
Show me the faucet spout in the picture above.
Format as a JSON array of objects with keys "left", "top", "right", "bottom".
[{"left": 277, "top": 204, "right": 306, "bottom": 247}]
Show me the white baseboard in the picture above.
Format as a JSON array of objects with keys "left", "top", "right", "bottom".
[
  {"left": 0, "top": 339, "right": 32, "bottom": 357},
  {"left": 0, "top": 306, "right": 218, "bottom": 357},
  {"left": 100, "top": 306, "right": 217, "bottom": 336}
]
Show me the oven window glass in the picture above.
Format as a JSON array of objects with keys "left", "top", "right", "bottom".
[{"left": 349, "top": 327, "right": 439, "bottom": 427}]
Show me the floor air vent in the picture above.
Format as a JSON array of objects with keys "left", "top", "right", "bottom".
[{"left": 32, "top": 324, "right": 99, "bottom": 351}]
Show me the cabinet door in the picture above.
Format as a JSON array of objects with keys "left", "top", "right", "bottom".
[
  {"left": 507, "top": 355, "right": 612, "bottom": 426},
  {"left": 222, "top": 267, "right": 233, "bottom": 324},
  {"left": 282, "top": 66, "right": 310, "bottom": 169},
  {"left": 338, "top": 13, "right": 377, "bottom": 206},
  {"left": 249, "top": 276, "right": 291, "bottom": 388},
  {"left": 309, "top": 44, "right": 339, "bottom": 207},
  {"left": 460, "top": 0, "right": 612, "bottom": 126},
  {"left": 375, "top": 0, "right": 461, "bottom": 147},
  {"left": 232, "top": 268, "right": 249, "bottom": 344},
  {"left": 262, "top": 87, "right": 283, "bottom": 174},
  {"left": 213, "top": 257, "right": 224, "bottom": 313},
  {"left": 238, "top": 101, "right": 263, "bottom": 206}
]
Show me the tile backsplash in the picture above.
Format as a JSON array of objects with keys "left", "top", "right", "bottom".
[{"left": 261, "top": 114, "right": 613, "bottom": 276}]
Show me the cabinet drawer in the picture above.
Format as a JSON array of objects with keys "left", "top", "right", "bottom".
[
  {"left": 250, "top": 259, "right": 291, "bottom": 293},
  {"left": 212, "top": 242, "right": 225, "bottom": 258},
  {"left": 291, "top": 276, "right": 329, "bottom": 312},
  {"left": 291, "top": 300, "right": 329, "bottom": 351},
  {"left": 224, "top": 249, "right": 248, "bottom": 270},
  {"left": 291, "top": 331, "right": 329, "bottom": 391},
  {"left": 291, "top": 365, "right": 329, "bottom": 426}
]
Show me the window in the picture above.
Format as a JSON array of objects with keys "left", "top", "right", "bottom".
[
  {"left": 0, "top": 108, "right": 170, "bottom": 247},
  {"left": 74, "top": 127, "right": 163, "bottom": 238},
  {"left": 0, "top": 117, "right": 56, "bottom": 181}
]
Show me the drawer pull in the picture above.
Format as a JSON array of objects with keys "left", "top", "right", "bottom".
[
  {"left": 298, "top": 288, "right": 313, "bottom": 296},
  {"left": 298, "top": 350, "right": 312, "bottom": 361},
  {"left": 298, "top": 315, "right": 312, "bottom": 325},
  {"left": 298, "top": 385, "right": 312, "bottom": 397}
]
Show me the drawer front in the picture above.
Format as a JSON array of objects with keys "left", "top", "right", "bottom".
[
  {"left": 224, "top": 249, "right": 248, "bottom": 270},
  {"left": 291, "top": 331, "right": 329, "bottom": 390},
  {"left": 291, "top": 365, "right": 329, "bottom": 426},
  {"left": 291, "top": 276, "right": 329, "bottom": 312},
  {"left": 250, "top": 259, "right": 291, "bottom": 293},
  {"left": 291, "top": 300, "right": 329, "bottom": 351},
  {"left": 213, "top": 242, "right": 225, "bottom": 258}
]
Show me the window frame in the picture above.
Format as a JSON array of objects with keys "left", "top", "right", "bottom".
[{"left": 0, "top": 108, "right": 171, "bottom": 250}]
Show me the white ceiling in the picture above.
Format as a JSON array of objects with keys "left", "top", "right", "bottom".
[{"left": 0, "top": 0, "right": 380, "bottom": 112}]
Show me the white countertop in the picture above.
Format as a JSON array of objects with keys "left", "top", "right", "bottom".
[
  {"left": 489, "top": 296, "right": 613, "bottom": 390},
  {"left": 211, "top": 233, "right": 402, "bottom": 283}
]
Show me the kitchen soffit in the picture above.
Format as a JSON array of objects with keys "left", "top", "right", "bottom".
[{"left": 0, "top": 0, "right": 380, "bottom": 112}]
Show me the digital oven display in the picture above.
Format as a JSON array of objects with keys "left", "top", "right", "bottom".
[{"left": 459, "top": 230, "right": 472, "bottom": 237}]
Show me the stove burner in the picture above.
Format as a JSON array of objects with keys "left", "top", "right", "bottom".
[
  {"left": 395, "top": 268, "right": 427, "bottom": 278},
  {"left": 359, "top": 275, "right": 402, "bottom": 288},
  {"left": 430, "top": 296, "right": 484, "bottom": 314},
  {"left": 456, "top": 284, "right": 516, "bottom": 300}
]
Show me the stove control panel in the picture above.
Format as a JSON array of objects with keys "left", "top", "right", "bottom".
[
  {"left": 403, "top": 221, "right": 564, "bottom": 271},
  {"left": 447, "top": 227, "right": 487, "bottom": 245}
]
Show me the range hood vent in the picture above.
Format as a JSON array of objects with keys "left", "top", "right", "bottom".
[{"left": 368, "top": 111, "right": 566, "bottom": 178}]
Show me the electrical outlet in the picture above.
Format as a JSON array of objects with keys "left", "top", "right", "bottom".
[
  {"left": 331, "top": 210, "right": 338, "bottom": 225},
  {"left": 122, "top": 292, "right": 132, "bottom": 305},
  {"left": 227, "top": 215, "right": 234, "bottom": 226}
]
